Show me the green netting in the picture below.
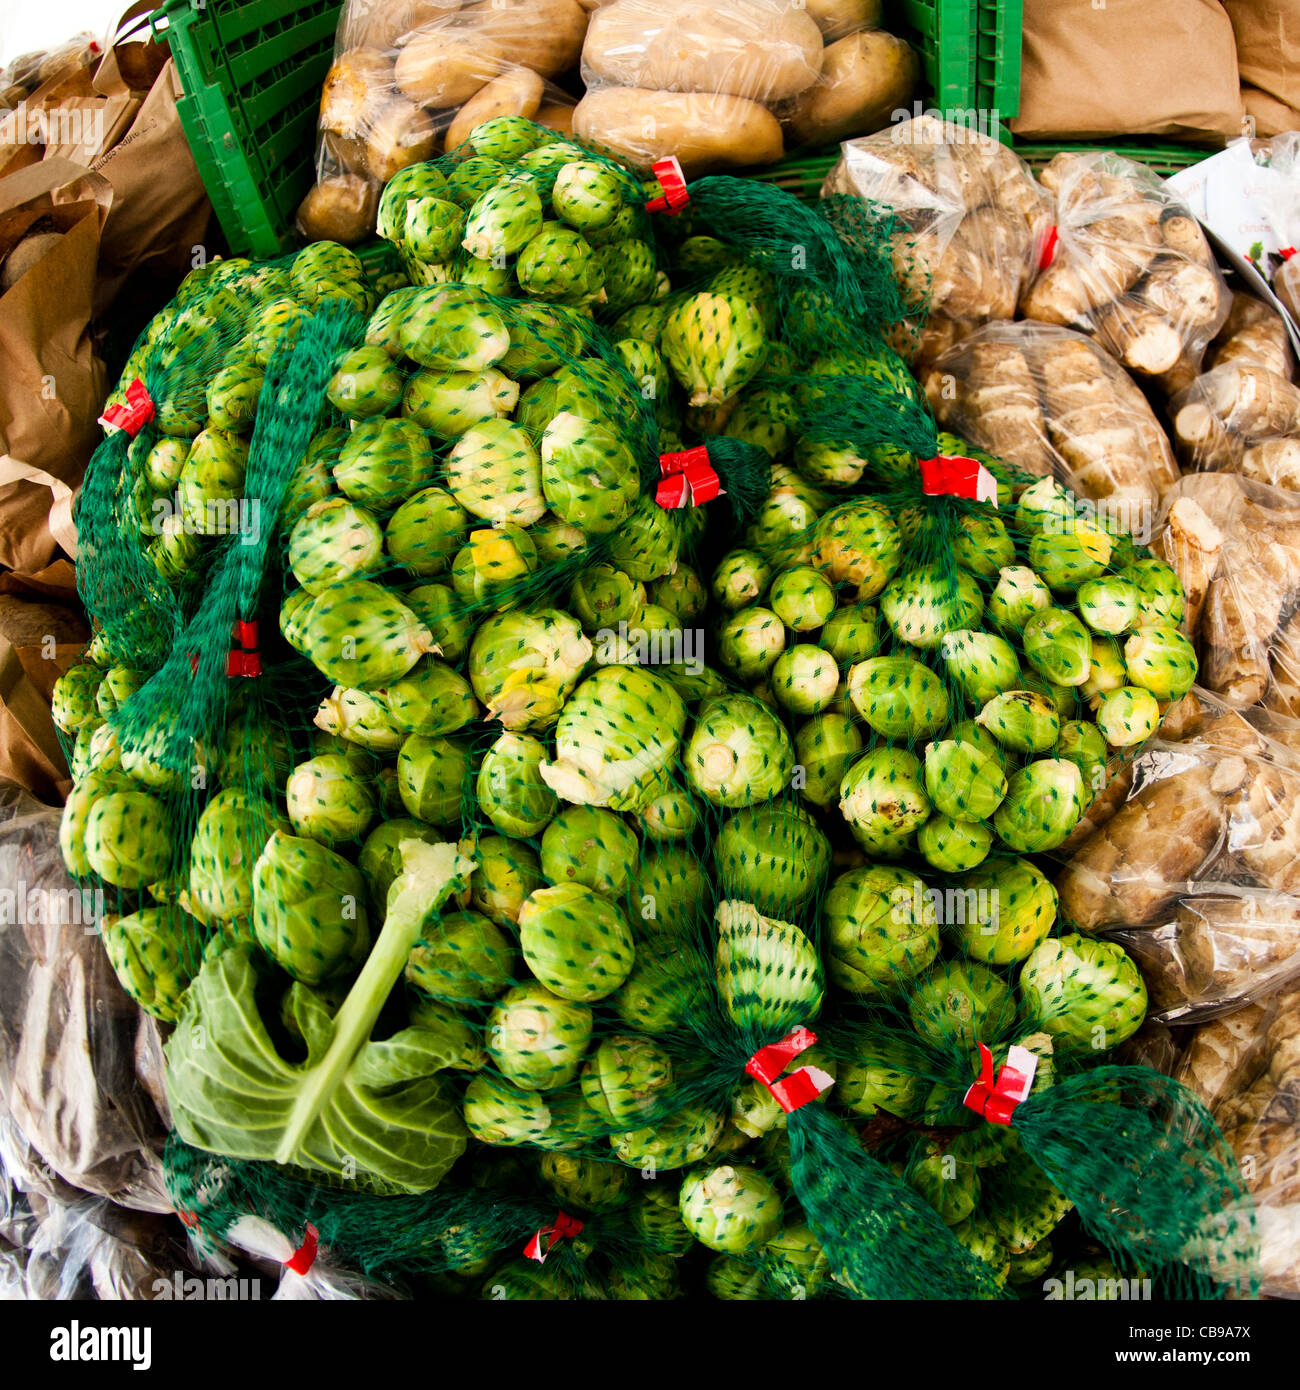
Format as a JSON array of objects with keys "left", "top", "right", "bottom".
[{"left": 59, "top": 111, "right": 1262, "bottom": 1301}]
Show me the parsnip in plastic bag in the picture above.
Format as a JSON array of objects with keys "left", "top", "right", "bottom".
[
  {"left": 1021, "top": 151, "right": 1231, "bottom": 393},
  {"left": 1166, "top": 471, "right": 1300, "bottom": 709},
  {"left": 1207, "top": 292, "right": 1295, "bottom": 381},
  {"left": 823, "top": 115, "right": 1050, "bottom": 366},
  {"left": 920, "top": 321, "right": 1179, "bottom": 529},
  {"left": 1201, "top": 986, "right": 1300, "bottom": 1298},
  {"left": 1169, "top": 362, "right": 1300, "bottom": 488},
  {"left": 572, "top": 0, "right": 916, "bottom": 176},
  {"left": 299, "top": 0, "right": 588, "bottom": 242}
]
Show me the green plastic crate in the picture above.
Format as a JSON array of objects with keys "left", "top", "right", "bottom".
[
  {"left": 976, "top": 0, "right": 1021, "bottom": 127},
  {"left": 153, "top": 0, "right": 344, "bottom": 258},
  {"left": 1009, "top": 141, "right": 1210, "bottom": 178}
]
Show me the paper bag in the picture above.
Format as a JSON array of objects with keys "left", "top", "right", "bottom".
[
  {"left": 0, "top": 160, "right": 111, "bottom": 580},
  {"left": 1242, "top": 84, "right": 1300, "bottom": 138},
  {"left": 1225, "top": 2, "right": 1300, "bottom": 123},
  {"left": 1010, "top": 0, "right": 1246, "bottom": 144},
  {"left": 0, "top": 638, "right": 78, "bottom": 805},
  {"left": 91, "top": 58, "right": 211, "bottom": 315}
]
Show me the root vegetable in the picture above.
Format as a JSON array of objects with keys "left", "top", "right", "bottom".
[
  {"left": 393, "top": 29, "right": 504, "bottom": 108},
  {"left": 1156, "top": 497, "right": 1223, "bottom": 643},
  {"left": 296, "top": 175, "right": 378, "bottom": 245},
  {"left": 784, "top": 30, "right": 917, "bottom": 147},
  {"left": 444, "top": 67, "right": 545, "bottom": 150}
]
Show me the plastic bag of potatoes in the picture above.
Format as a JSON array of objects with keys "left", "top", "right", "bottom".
[
  {"left": 298, "top": 0, "right": 590, "bottom": 244},
  {"left": 1020, "top": 151, "right": 1232, "bottom": 395},
  {"left": 571, "top": 0, "right": 917, "bottom": 177},
  {"left": 822, "top": 114, "right": 1051, "bottom": 367}
]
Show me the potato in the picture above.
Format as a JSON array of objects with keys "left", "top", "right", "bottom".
[
  {"left": 444, "top": 67, "right": 545, "bottom": 151},
  {"left": 393, "top": 29, "right": 504, "bottom": 108},
  {"left": 804, "top": 0, "right": 883, "bottom": 41},
  {"left": 296, "top": 176, "right": 379, "bottom": 246},
  {"left": 366, "top": 99, "right": 440, "bottom": 181},
  {"left": 534, "top": 102, "right": 576, "bottom": 136},
  {"left": 583, "top": 0, "right": 824, "bottom": 103},
  {"left": 323, "top": 128, "right": 372, "bottom": 177},
  {"left": 573, "top": 87, "right": 783, "bottom": 176},
  {"left": 786, "top": 31, "right": 917, "bottom": 146},
  {"left": 0, "top": 232, "right": 63, "bottom": 293},
  {"left": 459, "top": 0, "right": 590, "bottom": 78},
  {"left": 320, "top": 48, "right": 394, "bottom": 136},
  {"left": 344, "top": 0, "right": 463, "bottom": 51}
]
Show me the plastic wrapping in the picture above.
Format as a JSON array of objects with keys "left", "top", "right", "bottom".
[
  {"left": 1200, "top": 986, "right": 1300, "bottom": 1298},
  {"left": 0, "top": 32, "right": 101, "bottom": 108},
  {"left": 572, "top": 0, "right": 917, "bottom": 177},
  {"left": 920, "top": 321, "right": 1180, "bottom": 530},
  {"left": 299, "top": 0, "right": 590, "bottom": 243},
  {"left": 1020, "top": 152, "right": 1232, "bottom": 394},
  {"left": 1169, "top": 363, "right": 1300, "bottom": 487},
  {"left": 0, "top": 783, "right": 169, "bottom": 1212},
  {"left": 1055, "top": 703, "right": 1300, "bottom": 1023},
  {"left": 1207, "top": 291, "right": 1296, "bottom": 381},
  {"left": 823, "top": 115, "right": 1051, "bottom": 368},
  {"left": 1164, "top": 471, "right": 1300, "bottom": 710}
]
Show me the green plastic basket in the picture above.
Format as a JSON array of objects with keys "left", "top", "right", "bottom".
[
  {"left": 1009, "top": 141, "right": 1211, "bottom": 178},
  {"left": 153, "top": 0, "right": 344, "bottom": 258}
]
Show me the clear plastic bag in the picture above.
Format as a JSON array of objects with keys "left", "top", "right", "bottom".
[
  {"left": 1020, "top": 151, "right": 1232, "bottom": 393},
  {"left": 823, "top": 114, "right": 1051, "bottom": 368},
  {"left": 1168, "top": 363, "right": 1300, "bottom": 487},
  {"left": 1164, "top": 471, "right": 1300, "bottom": 709},
  {"left": 1207, "top": 291, "right": 1295, "bottom": 381},
  {"left": 1054, "top": 703, "right": 1300, "bottom": 980},
  {"left": 1198, "top": 986, "right": 1300, "bottom": 1298},
  {"left": 298, "top": 0, "right": 589, "bottom": 243},
  {"left": 920, "top": 320, "right": 1180, "bottom": 528},
  {"left": 0, "top": 783, "right": 169, "bottom": 1212},
  {"left": 571, "top": 0, "right": 917, "bottom": 177}
]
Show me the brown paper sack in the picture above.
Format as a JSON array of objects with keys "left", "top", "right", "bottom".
[
  {"left": 91, "top": 58, "right": 212, "bottom": 316},
  {"left": 0, "top": 159, "right": 111, "bottom": 580},
  {"left": 1225, "top": 2, "right": 1300, "bottom": 125},
  {"left": 0, "top": 638, "right": 80, "bottom": 804},
  {"left": 1010, "top": 0, "right": 1247, "bottom": 144},
  {"left": 1241, "top": 83, "right": 1300, "bottom": 137}
]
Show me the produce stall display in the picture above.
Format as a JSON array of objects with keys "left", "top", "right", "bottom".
[{"left": 0, "top": 0, "right": 1298, "bottom": 1311}]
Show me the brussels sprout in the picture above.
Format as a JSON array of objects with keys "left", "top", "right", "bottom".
[
  {"left": 847, "top": 656, "right": 949, "bottom": 739},
  {"left": 684, "top": 695, "right": 795, "bottom": 809},
  {"left": 580, "top": 1033, "right": 674, "bottom": 1126},
  {"left": 540, "top": 805, "right": 639, "bottom": 897},
  {"left": 713, "top": 803, "right": 830, "bottom": 918},
  {"left": 641, "top": 788, "right": 700, "bottom": 842},
  {"left": 1075, "top": 576, "right": 1141, "bottom": 635},
  {"left": 918, "top": 814, "right": 993, "bottom": 872},
  {"left": 611, "top": 935, "right": 706, "bottom": 1035},
  {"left": 993, "top": 758, "right": 1087, "bottom": 853},
  {"left": 716, "top": 900, "right": 823, "bottom": 1034},
  {"left": 1095, "top": 686, "right": 1161, "bottom": 748},
  {"left": 487, "top": 982, "right": 593, "bottom": 1092},
  {"left": 186, "top": 787, "right": 283, "bottom": 930},
  {"left": 987, "top": 566, "right": 1052, "bottom": 633},
  {"left": 947, "top": 858, "right": 1058, "bottom": 965},
  {"left": 539, "top": 1153, "right": 631, "bottom": 1215},
  {"left": 837, "top": 1032, "right": 926, "bottom": 1118},
  {"left": 717, "top": 606, "right": 786, "bottom": 681},
  {"left": 824, "top": 864, "right": 938, "bottom": 996},
  {"left": 518, "top": 883, "right": 636, "bottom": 1002},
  {"left": 1122, "top": 623, "right": 1197, "bottom": 701},
  {"left": 940, "top": 629, "right": 1022, "bottom": 706},
  {"left": 398, "top": 734, "right": 471, "bottom": 827},
  {"left": 85, "top": 790, "right": 172, "bottom": 889},
  {"left": 610, "top": 1104, "right": 726, "bottom": 1171},
  {"left": 100, "top": 905, "right": 205, "bottom": 1023},
  {"left": 251, "top": 831, "right": 369, "bottom": 985},
  {"left": 976, "top": 690, "right": 1061, "bottom": 754},
  {"left": 909, "top": 960, "right": 1016, "bottom": 1050},
  {"left": 631, "top": 844, "right": 708, "bottom": 937},
  {"left": 1023, "top": 608, "right": 1093, "bottom": 687},
  {"left": 795, "top": 713, "right": 865, "bottom": 811},
  {"left": 285, "top": 752, "right": 376, "bottom": 844},
  {"left": 839, "top": 747, "right": 931, "bottom": 854},
  {"left": 680, "top": 1165, "right": 783, "bottom": 1254},
  {"left": 470, "top": 837, "right": 545, "bottom": 928},
  {"left": 358, "top": 817, "right": 442, "bottom": 910},
  {"left": 1019, "top": 932, "right": 1148, "bottom": 1050},
  {"left": 406, "top": 908, "right": 516, "bottom": 1006}
]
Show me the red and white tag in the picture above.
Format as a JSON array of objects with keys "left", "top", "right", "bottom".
[
  {"left": 963, "top": 1042, "right": 1039, "bottom": 1125},
  {"left": 284, "top": 1224, "right": 320, "bottom": 1276},
  {"left": 919, "top": 454, "right": 998, "bottom": 508},
  {"left": 656, "top": 446, "right": 724, "bottom": 509},
  {"left": 225, "top": 618, "right": 261, "bottom": 678},
  {"left": 1280, "top": 247, "right": 1297, "bottom": 261},
  {"left": 524, "top": 1210, "right": 584, "bottom": 1264},
  {"left": 1036, "top": 223, "right": 1060, "bottom": 270},
  {"left": 745, "top": 1026, "right": 835, "bottom": 1115},
  {"left": 98, "top": 378, "right": 154, "bottom": 437},
  {"left": 645, "top": 156, "right": 689, "bottom": 215}
]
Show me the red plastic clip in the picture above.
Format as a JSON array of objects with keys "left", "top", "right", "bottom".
[
  {"left": 644, "top": 156, "right": 689, "bottom": 215},
  {"left": 963, "top": 1042, "right": 1039, "bottom": 1125},
  {"left": 919, "top": 454, "right": 998, "bottom": 508},
  {"left": 284, "top": 1224, "right": 319, "bottom": 1276},
  {"left": 1037, "top": 223, "right": 1060, "bottom": 269},
  {"left": 225, "top": 619, "right": 261, "bottom": 678},
  {"left": 1280, "top": 247, "right": 1297, "bottom": 261},
  {"left": 523, "top": 1211, "right": 584, "bottom": 1264},
  {"left": 98, "top": 378, "right": 155, "bottom": 437},
  {"left": 656, "top": 446, "right": 724, "bottom": 509},
  {"left": 745, "top": 1026, "right": 835, "bottom": 1115}
]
